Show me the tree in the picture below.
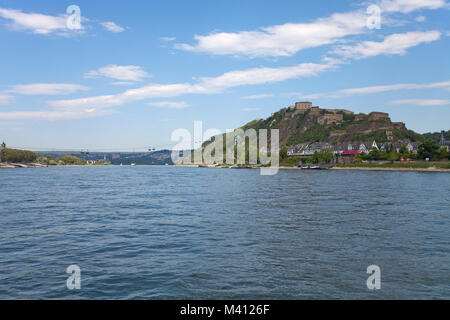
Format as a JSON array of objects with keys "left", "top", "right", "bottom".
[
  {"left": 418, "top": 139, "right": 440, "bottom": 160},
  {"left": 1, "top": 148, "right": 37, "bottom": 163},
  {"left": 279, "top": 147, "right": 288, "bottom": 160},
  {"left": 312, "top": 148, "right": 335, "bottom": 164},
  {"left": 387, "top": 151, "right": 399, "bottom": 163},
  {"left": 438, "top": 147, "right": 449, "bottom": 160},
  {"left": 399, "top": 144, "right": 408, "bottom": 155},
  {"left": 367, "top": 147, "right": 381, "bottom": 160}
]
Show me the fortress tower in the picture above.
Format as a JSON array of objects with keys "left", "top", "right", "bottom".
[{"left": 294, "top": 101, "right": 312, "bottom": 111}]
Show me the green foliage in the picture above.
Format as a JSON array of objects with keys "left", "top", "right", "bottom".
[
  {"left": 296, "top": 109, "right": 310, "bottom": 128},
  {"left": 368, "top": 147, "right": 381, "bottom": 160},
  {"left": 241, "top": 119, "right": 264, "bottom": 131},
  {"left": 1, "top": 148, "right": 38, "bottom": 163},
  {"left": 287, "top": 124, "right": 331, "bottom": 146},
  {"left": 261, "top": 112, "right": 283, "bottom": 129},
  {"left": 311, "top": 148, "right": 335, "bottom": 164},
  {"left": 357, "top": 147, "right": 416, "bottom": 162},
  {"left": 94, "top": 159, "right": 112, "bottom": 165},
  {"left": 56, "top": 155, "right": 87, "bottom": 165},
  {"left": 392, "top": 128, "right": 424, "bottom": 143},
  {"left": 350, "top": 130, "right": 388, "bottom": 143},
  {"left": 37, "top": 154, "right": 111, "bottom": 165},
  {"left": 280, "top": 156, "right": 301, "bottom": 167},
  {"left": 343, "top": 113, "right": 356, "bottom": 122},
  {"left": 438, "top": 147, "right": 449, "bottom": 160},
  {"left": 337, "top": 161, "right": 450, "bottom": 169},
  {"left": 399, "top": 144, "right": 408, "bottom": 155},
  {"left": 387, "top": 151, "right": 400, "bottom": 162},
  {"left": 279, "top": 147, "right": 288, "bottom": 160},
  {"left": 418, "top": 139, "right": 440, "bottom": 160},
  {"left": 422, "top": 130, "right": 450, "bottom": 143}
]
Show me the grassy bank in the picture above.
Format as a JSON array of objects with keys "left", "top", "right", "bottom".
[{"left": 336, "top": 161, "right": 450, "bottom": 169}]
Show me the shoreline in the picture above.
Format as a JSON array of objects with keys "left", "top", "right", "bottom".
[
  {"left": 330, "top": 166, "right": 450, "bottom": 172},
  {"left": 176, "top": 164, "right": 450, "bottom": 172},
  {"left": 0, "top": 162, "right": 111, "bottom": 168},
  {"left": 3, "top": 163, "right": 449, "bottom": 172}
]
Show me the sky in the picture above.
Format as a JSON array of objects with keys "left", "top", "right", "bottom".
[{"left": 0, "top": 0, "right": 449, "bottom": 152}]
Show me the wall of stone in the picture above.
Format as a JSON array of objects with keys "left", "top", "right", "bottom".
[
  {"left": 368, "top": 112, "right": 390, "bottom": 121},
  {"left": 318, "top": 113, "right": 343, "bottom": 125}
]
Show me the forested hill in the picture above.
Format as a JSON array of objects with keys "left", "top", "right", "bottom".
[{"left": 239, "top": 103, "right": 425, "bottom": 147}]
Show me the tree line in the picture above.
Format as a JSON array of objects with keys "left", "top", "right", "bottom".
[{"left": 1, "top": 148, "right": 38, "bottom": 163}]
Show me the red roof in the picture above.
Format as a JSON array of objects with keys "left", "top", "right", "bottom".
[{"left": 342, "top": 151, "right": 361, "bottom": 155}]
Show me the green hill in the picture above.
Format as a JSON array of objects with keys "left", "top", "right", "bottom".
[{"left": 239, "top": 103, "right": 424, "bottom": 147}]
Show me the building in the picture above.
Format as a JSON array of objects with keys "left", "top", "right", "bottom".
[
  {"left": 294, "top": 101, "right": 312, "bottom": 111},
  {"left": 376, "top": 141, "right": 419, "bottom": 153},
  {"left": 303, "top": 142, "right": 332, "bottom": 155},
  {"left": 287, "top": 144, "right": 309, "bottom": 156},
  {"left": 337, "top": 151, "right": 361, "bottom": 164},
  {"left": 386, "top": 130, "right": 394, "bottom": 141},
  {"left": 371, "top": 140, "right": 379, "bottom": 150},
  {"left": 440, "top": 131, "right": 450, "bottom": 151}
]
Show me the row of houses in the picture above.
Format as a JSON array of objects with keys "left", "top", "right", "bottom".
[{"left": 287, "top": 140, "right": 420, "bottom": 157}]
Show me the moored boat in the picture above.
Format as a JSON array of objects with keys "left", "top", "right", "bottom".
[{"left": 300, "top": 165, "right": 321, "bottom": 170}]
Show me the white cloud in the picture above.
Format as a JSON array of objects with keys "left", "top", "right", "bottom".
[
  {"left": 241, "top": 107, "right": 261, "bottom": 111},
  {"left": 340, "top": 80, "right": 450, "bottom": 95},
  {"left": 0, "top": 108, "right": 114, "bottom": 120},
  {"left": 333, "top": 31, "right": 441, "bottom": 59},
  {"left": 84, "top": 65, "right": 150, "bottom": 82},
  {"left": 415, "top": 15, "right": 427, "bottom": 22},
  {"left": 391, "top": 99, "right": 450, "bottom": 106},
  {"left": 49, "top": 62, "right": 331, "bottom": 111},
  {"left": 0, "top": 8, "right": 75, "bottom": 35},
  {"left": 148, "top": 101, "right": 190, "bottom": 109},
  {"left": 176, "top": 11, "right": 367, "bottom": 58},
  {"left": 200, "top": 63, "right": 330, "bottom": 90},
  {"left": 241, "top": 94, "right": 274, "bottom": 100},
  {"left": 110, "top": 81, "right": 137, "bottom": 86},
  {"left": 0, "top": 94, "right": 14, "bottom": 105},
  {"left": 9, "top": 83, "right": 89, "bottom": 95},
  {"left": 379, "top": 0, "right": 447, "bottom": 13},
  {"left": 161, "top": 37, "right": 176, "bottom": 42},
  {"left": 175, "top": 1, "right": 446, "bottom": 58},
  {"left": 100, "top": 21, "right": 125, "bottom": 33},
  {"left": 302, "top": 80, "right": 450, "bottom": 98}
]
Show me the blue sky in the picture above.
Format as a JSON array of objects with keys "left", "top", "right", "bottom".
[{"left": 0, "top": 0, "right": 449, "bottom": 151}]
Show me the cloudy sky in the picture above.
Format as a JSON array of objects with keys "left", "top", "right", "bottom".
[{"left": 0, "top": 0, "right": 449, "bottom": 151}]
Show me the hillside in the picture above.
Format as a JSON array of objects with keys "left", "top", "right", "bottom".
[{"left": 240, "top": 102, "right": 424, "bottom": 147}]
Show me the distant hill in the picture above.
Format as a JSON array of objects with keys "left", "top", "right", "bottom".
[
  {"left": 38, "top": 150, "right": 173, "bottom": 165},
  {"left": 422, "top": 130, "right": 450, "bottom": 143}
]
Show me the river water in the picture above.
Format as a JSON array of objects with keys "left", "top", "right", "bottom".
[{"left": 0, "top": 166, "right": 448, "bottom": 299}]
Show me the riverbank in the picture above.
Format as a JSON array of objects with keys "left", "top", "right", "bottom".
[
  {"left": 0, "top": 162, "right": 111, "bottom": 168},
  {"left": 334, "top": 161, "right": 450, "bottom": 172},
  {"left": 176, "top": 163, "right": 450, "bottom": 172},
  {"left": 331, "top": 166, "right": 450, "bottom": 172}
]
